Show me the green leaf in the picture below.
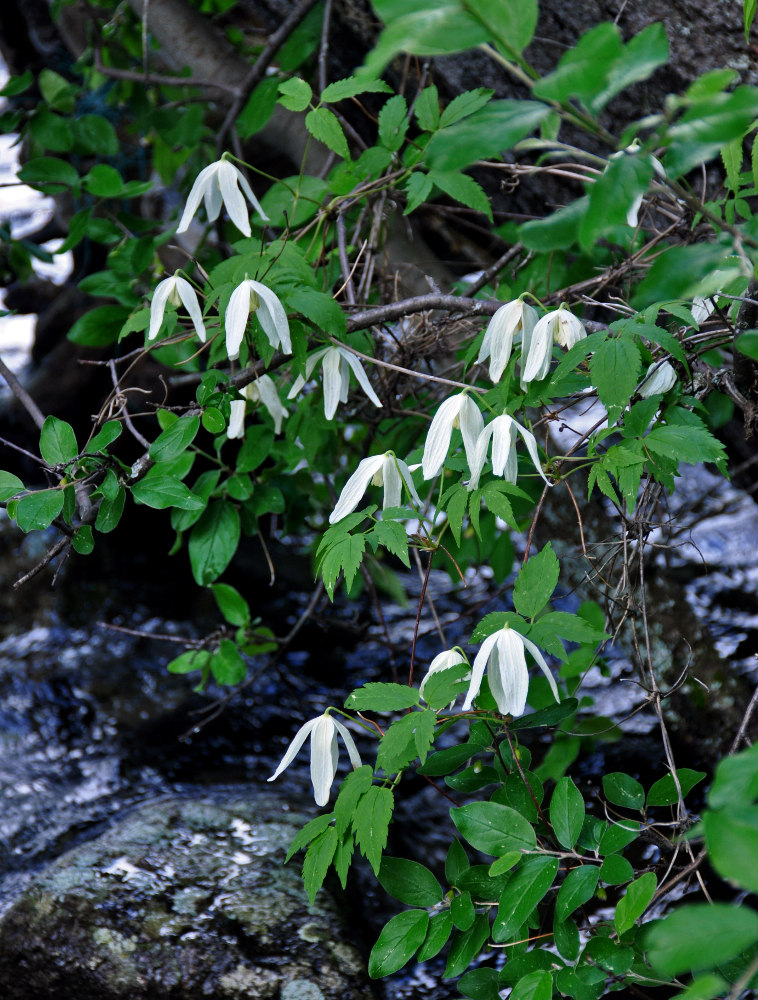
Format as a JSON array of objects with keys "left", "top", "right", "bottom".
[
  {"left": 236, "top": 76, "right": 280, "bottom": 139},
  {"left": 303, "top": 825, "right": 337, "bottom": 904},
  {"left": 72, "top": 525, "right": 95, "bottom": 555},
  {"left": 131, "top": 476, "right": 204, "bottom": 511},
  {"left": 403, "top": 173, "right": 434, "bottom": 216},
  {"left": 418, "top": 910, "right": 453, "bottom": 962},
  {"left": 580, "top": 152, "right": 653, "bottom": 248},
  {"left": 451, "top": 889, "right": 476, "bottom": 931},
  {"left": 321, "top": 534, "right": 366, "bottom": 600},
  {"left": 599, "top": 854, "right": 634, "bottom": 885},
  {"left": 321, "top": 76, "right": 393, "bottom": 102},
  {"left": 550, "top": 777, "right": 585, "bottom": 850},
  {"left": 444, "top": 912, "right": 491, "bottom": 978},
  {"left": 615, "top": 871, "right": 657, "bottom": 935},
  {"left": 0, "top": 471, "right": 24, "bottom": 501},
  {"left": 510, "top": 970, "right": 553, "bottom": 1000},
  {"left": 188, "top": 500, "right": 241, "bottom": 585},
  {"left": 368, "top": 909, "right": 428, "bottom": 978},
  {"left": 334, "top": 764, "right": 374, "bottom": 837},
  {"left": 645, "top": 903, "right": 758, "bottom": 977},
  {"left": 376, "top": 709, "right": 436, "bottom": 772},
  {"left": 510, "top": 698, "right": 578, "bottom": 731},
  {"left": 535, "top": 612, "right": 607, "bottom": 645},
  {"left": 345, "top": 682, "right": 419, "bottom": 712},
  {"left": 598, "top": 820, "right": 640, "bottom": 855},
  {"left": 439, "top": 87, "right": 495, "bottom": 128},
  {"left": 590, "top": 337, "right": 641, "bottom": 413},
  {"left": 0, "top": 70, "right": 33, "bottom": 96},
  {"left": 167, "top": 649, "right": 211, "bottom": 675},
  {"left": 354, "top": 785, "right": 394, "bottom": 875},
  {"left": 88, "top": 421, "right": 122, "bottom": 453},
  {"left": 513, "top": 542, "right": 559, "bottom": 619},
  {"left": 149, "top": 416, "right": 200, "bottom": 463},
  {"left": 378, "top": 856, "right": 443, "bottom": 906},
  {"left": 591, "top": 23, "right": 669, "bottom": 112},
  {"left": 520, "top": 196, "right": 588, "bottom": 252},
  {"left": 68, "top": 305, "right": 129, "bottom": 346},
  {"left": 747, "top": 0, "right": 757, "bottom": 40},
  {"left": 709, "top": 743, "right": 758, "bottom": 809},
  {"left": 705, "top": 806, "right": 758, "bottom": 893},
  {"left": 39, "top": 416, "right": 78, "bottom": 466},
  {"left": 451, "top": 801, "right": 537, "bottom": 856},
  {"left": 533, "top": 23, "right": 622, "bottom": 105},
  {"left": 82, "top": 164, "right": 124, "bottom": 198},
  {"left": 211, "top": 638, "right": 247, "bottom": 685},
  {"left": 372, "top": 519, "right": 410, "bottom": 567},
  {"left": 378, "top": 94, "right": 409, "bottom": 152},
  {"left": 647, "top": 768, "right": 706, "bottom": 807},
  {"left": 95, "top": 487, "right": 126, "bottom": 533},
  {"left": 555, "top": 865, "right": 599, "bottom": 923},
  {"left": 664, "top": 87, "right": 758, "bottom": 178},
  {"left": 287, "top": 286, "right": 346, "bottom": 337},
  {"left": 72, "top": 114, "right": 118, "bottom": 155},
  {"left": 285, "top": 813, "right": 333, "bottom": 863},
  {"left": 603, "top": 772, "right": 645, "bottom": 810},
  {"left": 210, "top": 583, "right": 250, "bottom": 626},
  {"left": 415, "top": 85, "right": 440, "bottom": 131},
  {"left": 425, "top": 100, "right": 550, "bottom": 171},
  {"left": 492, "top": 856, "right": 560, "bottom": 942},
  {"left": 644, "top": 425, "right": 726, "bottom": 466},
  {"left": 584, "top": 937, "right": 634, "bottom": 975},
  {"left": 278, "top": 77, "right": 312, "bottom": 112},
  {"left": 305, "top": 107, "right": 350, "bottom": 159},
  {"left": 15, "top": 489, "right": 64, "bottom": 531},
  {"left": 458, "top": 966, "right": 500, "bottom": 1000},
  {"left": 18, "top": 156, "right": 79, "bottom": 190},
  {"left": 429, "top": 169, "right": 492, "bottom": 219},
  {"left": 421, "top": 661, "right": 470, "bottom": 712}
]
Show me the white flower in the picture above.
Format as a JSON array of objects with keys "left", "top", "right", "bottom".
[
  {"left": 329, "top": 451, "right": 421, "bottom": 523},
  {"left": 691, "top": 296, "right": 716, "bottom": 326},
  {"left": 288, "top": 346, "right": 382, "bottom": 420},
  {"left": 609, "top": 144, "right": 665, "bottom": 227},
  {"left": 521, "top": 308, "right": 587, "bottom": 387},
  {"left": 148, "top": 273, "right": 205, "bottom": 343},
  {"left": 176, "top": 158, "right": 268, "bottom": 238},
  {"left": 421, "top": 394, "right": 484, "bottom": 480},
  {"left": 225, "top": 278, "right": 291, "bottom": 361},
  {"left": 477, "top": 300, "right": 538, "bottom": 383},
  {"left": 468, "top": 414, "right": 552, "bottom": 492},
  {"left": 638, "top": 360, "right": 677, "bottom": 398},
  {"left": 462, "top": 624, "right": 559, "bottom": 718},
  {"left": 419, "top": 649, "right": 470, "bottom": 709},
  {"left": 267, "top": 712, "right": 362, "bottom": 807},
  {"left": 226, "top": 375, "right": 289, "bottom": 439}
]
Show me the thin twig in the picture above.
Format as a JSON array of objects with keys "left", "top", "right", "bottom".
[
  {"left": 0, "top": 356, "right": 46, "bottom": 430},
  {"left": 13, "top": 537, "right": 69, "bottom": 589}
]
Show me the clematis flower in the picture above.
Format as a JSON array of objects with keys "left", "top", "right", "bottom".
[
  {"left": 227, "top": 374, "right": 288, "bottom": 439},
  {"left": 176, "top": 157, "right": 268, "bottom": 238},
  {"left": 267, "top": 712, "right": 362, "bottom": 807},
  {"left": 521, "top": 308, "right": 587, "bottom": 387},
  {"left": 148, "top": 273, "right": 206, "bottom": 343},
  {"left": 638, "top": 360, "right": 677, "bottom": 398},
  {"left": 419, "top": 648, "right": 470, "bottom": 710},
  {"left": 477, "top": 299, "right": 538, "bottom": 383},
  {"left": 288, "top": 346, "right": 382, "bottom": 420},
  {"left": 462, "top": 623, "right": 559, "bottom": 718},
  {"left": 468, "top": 414, "right": 552, "bottom": 492},
  {"left": 421, "top": 393, "right": 484, "bottom": 480},
  {"left": 329, "top": 451, "right": 421, "bottom": 524},
  {"left": 225, "top": 278, "right": 291, "bottom": 361}
]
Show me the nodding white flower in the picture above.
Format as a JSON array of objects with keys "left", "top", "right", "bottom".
[
  {"left": 329, "top": 451, "right": 421, "bottom": 524},
  {"left": 477, "top": 300, "right": 538, "bottom": 383},
  {"left": 176, "top": 158, "right": 268, "bottom": 237},
  {"left": 419, "top": 649, "right": 470, "bottom": 710},
  {"left": 468, "top": 414, "right": 551, "bottom": 492},
  {"left": 148, "top": 273, "right": 206, "bottom": 343},
  {"left": 288, "top": 346, "right": 382, "bottom": 420},
  {"left": 609, "top": 144, "right": 665, "bottom": 227},
  {"left": 691, "top": 296, "right": 716, "bottom": 326},
  {"left": 227, "top": 375, "right": 288, "bottom": 439},
  {"left": 267, "top": 712, "right": 362, "bottom": 807},
  {"left": 422, "top": 394, "right": 484, "bottom": 480},
  {"left": 462, "top": 623, "right": 559, "bottom": 718},
  {"left": 225, "top": 278, "right": 291, "bottom": 361},
  {"left": 638, "top": 360, "right": 677, "bottom": 398},
  {"left": 521, "top": 308, "right": 587, "bottom": 387}
]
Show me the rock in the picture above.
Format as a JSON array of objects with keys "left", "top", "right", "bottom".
[{"left": 0, "top": 794, "right": 374, "bottom": 1000}]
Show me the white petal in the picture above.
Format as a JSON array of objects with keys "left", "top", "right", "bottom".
[
  {"left": 489, "top": 416, "right": 515, "bottom": 478},
  {"left": 288, "top": 374, "right": 306, "bottom": 400},
  {"left": 420, "top": 649, "right": 468, "bottom": 705},
  {"left": 236, "top": 168, "right": 270, "bottom": 222},
  {"left": 255, "top": 374, "right": 288, "bottom": 433},
  {"left": 176, "top": 162, "right": 216, "bottom": 233},
  {"left": 267, "top": 716, "right": 321, "bottom": 782},
  {"left": 422, "top": 396, "right": 463, "bottom": 480},
  {"left": 479, "top": 301, "right": 519, "bottom": 382},
  {"left": 225, "top": 281, "right": 253, "bottom": 361},
  {"left": 638, "top": 360, "right": 677, "bottom": 397},
  {"left": 329, "top": 454, "right": 386, "bottom": 523},
  {"left": 332, "top": 717, "right": 363, "bottom": 771},
  {"left": 322, "top": 348, "right": 343, "bottom": 420},
  {"left": 468, "top": 421, "right": 496, "bottom": 492},
  {"left": 310, "top": 715, "right": 338, "bottom": 807},
  {"left": 490, "top": 629, "right": 528, "bottom": 716},
  {"left": 520, "top": 633, "right": 559, "bottom": 703},
  {"left": 227, "top": 398, "right": 246, "bottom": 439},
  {"left": 148, "top": 278, "right": 175, "bottom": 340},
  {"left": 461, "top": 630, "right": 500, "bottom": 711},
  {"left": 511, "top": 420, "right": 552, "bottom": 486},
  {"left": 458, "top": 396, "right": 485, "bottom": 473},
  {"left": 217, "top": 160, "right": 251, "bottom": 237},
  {"left": 396, "top": 458, "right": 422, "bottom": 508},
  {"left": 249, "top": 280, "right": 291, "bottom": 354},
  {"left": 522, "top": 313, "right": 555, "bottom": 384},
  {"left": 381, "top": 454, "right": 403, "bottom": 509},
  {"left": 342, "top": 349, "right": 383, "bottom": 409},
  {"left": 174, "top": 276, "right": 206, "bottom": 343},
  {"left": 556, "top": 312, "right": 587, "bottom": 349}
]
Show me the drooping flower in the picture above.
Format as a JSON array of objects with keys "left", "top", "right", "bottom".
[
  {"left": 468, "top": 414, "right": 552, "bottom": 492},
  {"left": 225, "top": 278, "right": 291, "bottom": 361},
  {"left": 477, "top": 299, "right": 538, "bottom": 383},
  {"left": 148, "top": 273, "right": 206, "bottom": 343},
  {"left": 421, "top": 394, "right": 484, "bottom": 480},
  {"left": 288, "top": 346, "right": 382, "bottom": 420},
  {"left": 176, "top": 158, "right": 268, "bottom": 238},
  {"left": 419, "top": 648, "right": 470, "bottom": 710},
  {"left": 227, "top": 374, "right": 289, "bottom": 439},
  {"left": 267, "top": 712, "right": 362, "bottom": 807},
  {"left": 638, "top": 360, "right": 677, "bottom": 398},
  {"left": 520, "top": 307, "right": 587, "bottom": 387},
  {"left": 329, "top": 451, "right": 421, "bottom": 524},
  {"left": 461, "top": 623, "right": 559, "bottom": 718}
]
